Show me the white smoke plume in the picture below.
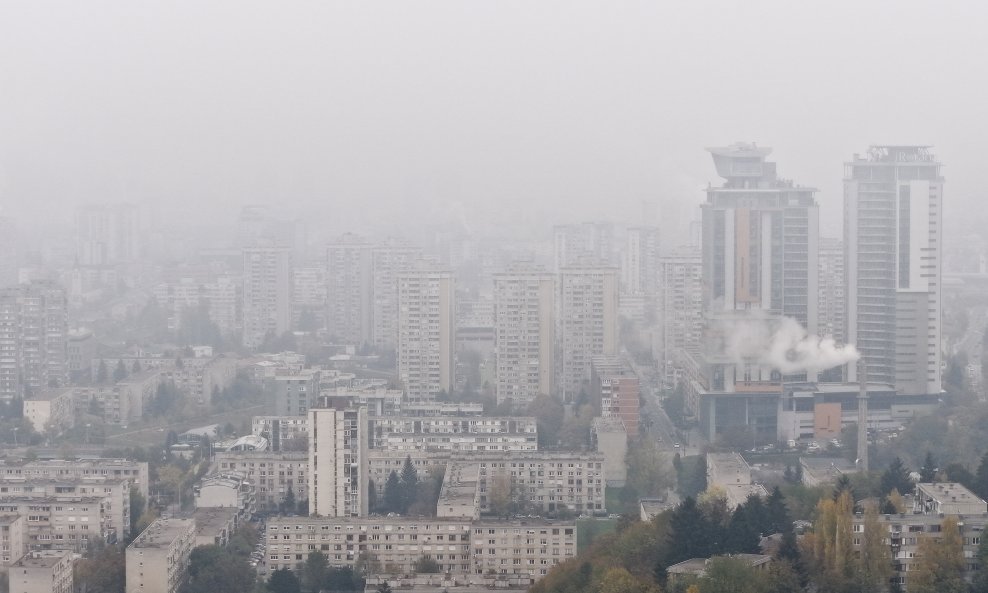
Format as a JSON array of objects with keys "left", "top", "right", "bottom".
[{"left": 722, "top": 315, "right": 860, "bottom": 375}]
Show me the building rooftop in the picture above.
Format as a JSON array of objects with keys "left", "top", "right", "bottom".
[
  {"left": 24, "top": 388, "right": 74, "bottom": 402},
  {"left": 915, "top": 482, "right": 987, "bottom": 512},
  {"left": 129, "top": 518, "right": 195, "bottom": 549},
  {"left": 13, "top": 550, "right": 71, "bottom": 568}
]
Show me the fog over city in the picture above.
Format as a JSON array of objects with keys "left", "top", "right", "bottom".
[
  {"left": 3, "top": 3, "right": 988, "bottom": 593},
  {"left": 3, "top": 1, "right": 987, "bottom": 242}
]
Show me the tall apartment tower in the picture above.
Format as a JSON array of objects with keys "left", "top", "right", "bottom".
[
  {"left": 0, "top": 282, "right": 69, "bottom": 401},
  {"left": 396, "top": 266, "right": 455, "bottom": 400},
  {"left": 553, "top": 223, "right": 615, "bottom": 272},
  {"left": 0, "top": 217, "right": 18, "bottom": 289},
  {"left": 559, "top": 264, "right": 619, "bottom": 402},
  {"left": 242, "top": 246, "right": 293, "bottom": 350},
  {"left": 75, "top": 203, "right": 141, "bottom": 266},
  {"left": 818, "top": 237, "right": 846, "bottom": 382},
  {"left": 371, "top": 239, "right": 422, "bottom": 350},
  {"left": 657, "top": 246, "right": 703, "bottom": 386},
  {"left": 844, "top": 146, "right": 943, "bottom": 395},
  {"left": 326, "top": 234, "right": 373, "bottom": 345},
  {"left": 622, "top": 226, "right": 661, "bottom": 296},
  {"left": 696, "top": 143, "right": 818, "bottom": 441},
  {"left": 493, "top": 264, "right": 555, "bottom": 409},
  {"left": 308, "top": 405, "right": 368, "bottom": 517}
]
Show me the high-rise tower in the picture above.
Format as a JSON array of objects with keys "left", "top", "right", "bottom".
[
  {"left": 844, "top": 146, "right": 943, "bottom": 395},
  {"left": 493, "top": 264, "right": 555, "bottom": 409}
]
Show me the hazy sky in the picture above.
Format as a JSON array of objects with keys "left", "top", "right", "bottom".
[{"left": 1, "top": 0, "right": 986, "bottom": 242}]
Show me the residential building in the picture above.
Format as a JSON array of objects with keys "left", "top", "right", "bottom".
[
  {"left": 0, "top": 514, "right": 25, "bottom": 566},
  {"left": 214, "top": 452, "right": 307, "bottom": 511},
  {"left": 818, "top": 237, "right": 846, "bottom": 382},
  {"left": 590, "top": 356, "right": 640, "bottom": 438},
  {"left": 367, "top": 417, "right": 537, "bottom": 451},
  {"left": 193, "top": 472, "right": 255, "bottom": 519},
  {"left": 706, "top": 452, "right": 767, "bottom": 510},
  {"left": 242, "top": 246, "right": 293, "bottom": 349},
  {"left": 397, "top": 266, "right": 455, "bottom": 400},
  {"left": 292, "top": 265, "right": 326, "bottom": 331},
  {"left": 470, "top": 521, "right": 577, "bottom": 580},
  {"left": 622, "top": 226, "right": 660, "bottom": 296},
  {"left": 493, "top": 265, "right": 555, "bottom": 409},
  {"left": 75, "top": 203, "right": 141, "bottom": 266},
  {"left": 251, "top": 416, "right": 310, "bottom": 451},
  {"left": 308, "top": 406, "right": 368, "bottom": 517},
  {"left": 192, "top": 507, "right": 240, "bottom": 549},
  {"left": 553, "top": 223, "right": 615, "bottom": 272},
  {"left": 371, "top": 239, "right": 421, "bottom": 350},
  {"left": 657, "top": 247, "right": 703, "bottom": 387},
  {"left": 844, "top": 146, "right": 943, "bottom": 395},
  {"left": 266, "top": 368, "right": 320, "bottom": 417},
  {"left": 590, "top": 417, "right": 627, "bottom": 487},
  {"left": 326, "top": 234, "right": 372, "bottom": 345},
  {"left": 0, "top": 459, "right": 150, "bottom": 500},
  {"left": 0, "top": 282, "right": 69, "bottom": 401},
  {"left": 851, "top": 482, "right": 987, "bottom": 589},
  {"left": 9, "top": 550, "right": 73, "bottom": 593},
  {"left": 125, "top": 518, "right": 196, "bottom": 593},
  {"left": 0, "top": 478, "right": 132, "bottom": 546},
  {"left": 472, "top": 453, "right": 605, "bottom": 515},
  {"left": 22, "top": 388, "right": 75, "bottom": 436},
  {"left": 558, "top": 265, "right": 619, "bottom": 402},
  {"left": 66, "top": 329, "right": 95, "bottom": 381}
]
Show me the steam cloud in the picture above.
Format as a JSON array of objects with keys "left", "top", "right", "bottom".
[{"left": 723, "top": 316, "right": 860, "bottom": 374}]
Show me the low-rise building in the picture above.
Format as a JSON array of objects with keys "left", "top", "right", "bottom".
[
  {"left": 0, "top": 458, "right": 150, "bottom": 500},
  {"left": 0, "top": 514, "right": 25, "bottom": 566},
  {"left": 706, "top": 452, "right": 767, "bottom": 510},
  {"left": 666, "top": 554, "right": 772, "bottom": 584},
  {"left": 192, "top": 507, "right": 240, "bottom": 548},
  {"left": 799, "top": 457, "right": 860, "bottom": 488},
  {"left": 470, "top": 521, "right": 577, "bottom": 581},
  {"left": 213, "top": 452, "right": 307, "bottom": 511},
  {"left": 852, "top": 483, "right": 988, "bottom": 589},
  {"left": 8, "top": 550, "right": 73, "bottom": 593},
  {"left": 368, "top": 417, "right": 537, "bottom": 453},
  {"left": 125, "top": 517, "right": 196, "bottom": 593},
  {"left": 437, "top": 462, "right": 481, "bottom": 520},
  {"left": 22, "top": 389, "right": 75, "bottom": 436},
  {"left": 0, "top": 478, "right": 131, "bottom": 544},
  {"left": 194, "top": 472, "right": 255, "bottom": 519},
  {"left": 474, "top": 453, "right": 606, "bottom": 515},
  {"left": 0, "top": 497, "right": 114, "bottom": 551},
  {"left": 590, "top": 417, "right": 627, "bottom": 487}
]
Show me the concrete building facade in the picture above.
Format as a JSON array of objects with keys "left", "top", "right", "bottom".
[
  {"left": 242, "top": 246, "right": 293, "bottom": 350},
  {"left": 493, "top": 265, "right": 555, "bottom": 409},
  {"left": 397, "top": 267, "right": 455, "bottom": 400},
  {"left": 558, "top": 265, "right": 619, "bottom": 402},
  {"left": 308, "top": 406, "right": 369, "bottom": 517},
  {"left": 125, "top": 518, "right": 196, "bottom": 593}
]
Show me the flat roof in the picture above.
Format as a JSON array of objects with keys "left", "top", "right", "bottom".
[{"left": 129, "top": 518, "right": 195, "bottom": 549}]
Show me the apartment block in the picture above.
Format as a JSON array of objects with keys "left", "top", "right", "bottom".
[
  {"left": 75, "top": 203, "right": 141, "bottom": 266},
  {"left": 851, "top": 483, "right": 988, "bottom": 589},
  {"left": 622, "top": 226, "right": 660, "bottom": 297},
  {"left": 252, "top": 416, "right": 310, "bottom": 451},
  {"left": 22, "top": 388, "right": 75, "bottom": 436},
  {"left": 657, "top": 247, "right": 703, "bottom": 387},
  {"left": 470, "top": 521, "right": 577, "bottom": 580},
  {"left": 559, "top": 265, "right": 619, "bottom": 402},
  {"left": 0, "top": 514, "right": 25, "bottom": 566},
  {"left": 193, "top": 471, "right": 256, "bottom": 519},
  {"left": 590, "top": 356, "right": 640, "bottom": 438},
  {"left": 326, "top": 234, "right": 373, "bottom": 345},
  {"left": 553, "top": 223, "right": 615, "bottom": 272},
  {"left": 9, "top": 550, "right": 73, "bottom": 593},
  {"left": 293, "top": 265, "right": 327, "bottom": 331},
  {"left": 371, "top": 239, "right": 422, "bottom": 350},
  {"left": 472, "top": 453, "right": 605, "bottom": 515},
  {"left": 242, "top": 246, "right": 293, "bottom": 350},
  {"left": 493, "top": 265, "right": 555, "bottom": 409},
  {"left": 214, "top": 452, "right": 307, "bottom": 511},
  {"left": 0, "top": 282, "right": 69, "bottom": 402},
  {"left": 0, "top": 459, "right": 150, "bottom": 500},
  {"left": 368, "top": 417, "right": 538, "bottom": 452},
  {"left": 308, "top": 406, "right": 368, "bottom": 517},
  {"left": 397, "top": 267, "right": 455, "bottom": 400},
  {"left": 126, "top": 517, "right": 196, "bottom": 593},
  {"left": 706, "top": 452, "right": 768, "bottom": 510},
  {"left": 267, "top": 368, "right": 320, "bottom": 417},
  {"left": 0, "top": 497, "right": 113, "bottom": 551},
  {"left": 262, "top": 516, "right": 473, "bottom": 576}
]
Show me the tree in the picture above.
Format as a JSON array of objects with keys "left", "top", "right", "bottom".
[
  {"left": 880, "top": 457, "right": 912, "bottom": 497},
  {"left": 595, "top": 567, "right": 659, "bottom": 593},
  {"left": 383, "top": 471, "right": 401, "bottom": 513},
  {"left": 132, "top": 359, "right": 142, "bottom": 373},
  {"left": 765, "top": 487, "right": 790, "bottom": 535},
  {"left": 282, "top": 488, "right": 296, "bottom": 515},
  {"left": 919, "top": 451, "right": 937, "bottom": 483},
  {"left": 368, "top": 478, "right": 378, "bottom": 513},
  {"left": 412, "top": 555, "right": 441, "bottom": 574},
  {"left": 488, "top": 473, "right": 514, "bottom": 517},
  {"left": 74, "top": 544, "right": 126, "bottom": 593},
  {"left": 129, "top": 486, "right": 147, "bottom": 540},
  {"left": 267, "top": 568, "right": 301, "bottom": 593},
  {"left": 355, "top": 552, "right": 382, "bottom": 579},
  {"left": 113, "top": 359, "right": 128, "bottom": 382},
  {"left": 974, "top": 451, "right": 988, "bottom": 499},
  {"left": 182, "top": 544, "right": 257, "bottom": 593},
  {"left": 625, "top": 441, "right": 675, "bottom": 501},
  {"left": 663, "top": 497, "right": 714, "bottom": 567},
  {"left": 723, "top": 504, "right": 760, "bottom": 554},
  {"left": 301, "top": 551, "right": 327, "bottom": 593},
  {"left": 400, "top": 456, "right": 418, "bottom": 513},
  {"left": 375, "top": 583, "right": 393, "bottom": 593},
  {"left": 96, "top": 359, "right": 109, "bottom": 384},
  {"left": 856, "top": 504, "right": 892, "bottom": 593},
  {"left": 909, "top": 516, "right": 967, "bottom": 593},
  {"left": 527, "top": 395, "right": 565, "bottom": 448}
]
